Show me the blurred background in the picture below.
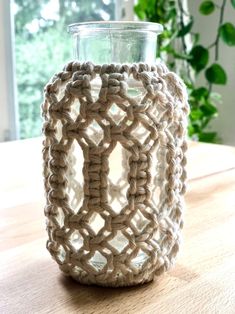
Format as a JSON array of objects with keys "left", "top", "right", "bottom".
[{"left": 0, "top": 0, "right": 234, "bottom": 145}]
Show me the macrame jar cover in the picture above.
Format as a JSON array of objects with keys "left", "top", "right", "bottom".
[{"left": 42, "top": 61, "right": 189, "bottom": 287}]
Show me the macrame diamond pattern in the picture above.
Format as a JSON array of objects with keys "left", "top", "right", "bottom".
[{"left": 42, "top": 61, "right": 189, "bottom": 287}]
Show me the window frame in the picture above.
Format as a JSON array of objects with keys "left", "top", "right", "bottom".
[{"left": 0, "top": 0, "right": 19, "bottom": 141}]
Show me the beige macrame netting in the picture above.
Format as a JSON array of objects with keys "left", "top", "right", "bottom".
[{"left": 42, "top": 61, "right": 189, "bottom": 287}]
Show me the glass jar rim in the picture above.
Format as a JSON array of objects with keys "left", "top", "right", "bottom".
[{"left": 68, "top": 21, "right": 163, "bottom": 34}]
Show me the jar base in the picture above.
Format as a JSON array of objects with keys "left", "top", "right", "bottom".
[
  {"left": 59, "top": 262, "right": 157, "bottom": 288},
  {"left": 67, "top": 270, "right": 155, "bottom": 288}
]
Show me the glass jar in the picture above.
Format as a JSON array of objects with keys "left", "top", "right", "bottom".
[
  {"left": 68, "top": 21, "right": 163, "bottom": 271},
  {"left": 68, "top": 21, "right": 163, "bottom": 104},
  {"left": 43, "top": 21, "right": 188, "bottom": 287},
  {"left": 68, "top": 21, "right": 163, "bottom": 64}
]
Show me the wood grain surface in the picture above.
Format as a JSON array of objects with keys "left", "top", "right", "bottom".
[{"left": 0, "top": 140, "right": 235, "bottom": 314}]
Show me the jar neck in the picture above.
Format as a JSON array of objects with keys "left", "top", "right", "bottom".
[{"left": 68, "top": 22, "right": 163, "bottom": 64}]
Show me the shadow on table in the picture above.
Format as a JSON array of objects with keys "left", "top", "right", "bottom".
[
  {"left": 59, "top": 274, "right": 154, "bottom": 310},
  {"left": 58, "top": 263, "right": 200, "bottom": 312}
]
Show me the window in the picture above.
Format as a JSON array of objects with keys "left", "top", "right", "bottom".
[
  {"left": 14, "top": 0, "right": 117, "bottom": 139},
  {"left": 0, "top": 0, "right": 135, "bottom": 141}
]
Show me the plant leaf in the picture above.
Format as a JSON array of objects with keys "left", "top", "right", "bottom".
[
  {"left": 191, "top": 87, "right": 209, "bottom": 100},
  {"left": 205, "top": 63, "right": 227, "bottom": 84},
  {"left": 177, "top": 20, "right": 193, "bottom": 37},
  {"left": 189, "top": 45, "right": 209, "bottom": 72},
  {"left": 188, "top": 124, "right": 196, "bottom": 137},
  {"left": 173, "top": 52, "right": 191, "bottom": 60},
  {"left": 201, "top": 103, "right": 218, "bottom": 116},
  {"left": 198, "top": 132, "right": 218, "bottom": 143},
  {"left": 219, "top": 22, "right": 235, "bottom": 46},
  {"left": 134, "top": 4, "right": 146, "bottom": 20},
  {"left": 231, "top": 0, "right": 235, "bottom": 9},
  {"left": 193, "top": 33, "right": 200, "bottom": 45},
  {"left": 199, "top": 1, "right": 215, "bottom": 15},
  {"left": 190, "top": 109, "right": 204, "bottom": 120}
]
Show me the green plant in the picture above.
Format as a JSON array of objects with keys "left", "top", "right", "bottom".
[{"left": 134, "top": 0, "right": 235, "bottom": 143}]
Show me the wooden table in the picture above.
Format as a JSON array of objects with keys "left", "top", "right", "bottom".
[{"left": 1, "top": 140, "right": 235, "bottom": 314}]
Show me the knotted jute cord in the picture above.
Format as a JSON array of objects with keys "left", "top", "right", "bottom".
[{"left": 42, "top": 61, "right": 189, "bottom": 287}]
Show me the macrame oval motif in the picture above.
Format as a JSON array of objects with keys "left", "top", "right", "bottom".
[{"left": 42, "top": 61, "right": 189, "bottom": 287}]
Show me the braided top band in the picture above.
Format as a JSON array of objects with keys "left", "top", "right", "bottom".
[{"left": 42, "top": 61, "right": 189, "bottom": 287}]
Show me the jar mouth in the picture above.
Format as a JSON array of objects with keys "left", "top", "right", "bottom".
[{"left": 68, "top": 21, "right": 163, "bottom": 35}]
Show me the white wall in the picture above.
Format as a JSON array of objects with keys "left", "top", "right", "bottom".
[{"left": 189, "top": 1, "right": 235, "bottom": 146}]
